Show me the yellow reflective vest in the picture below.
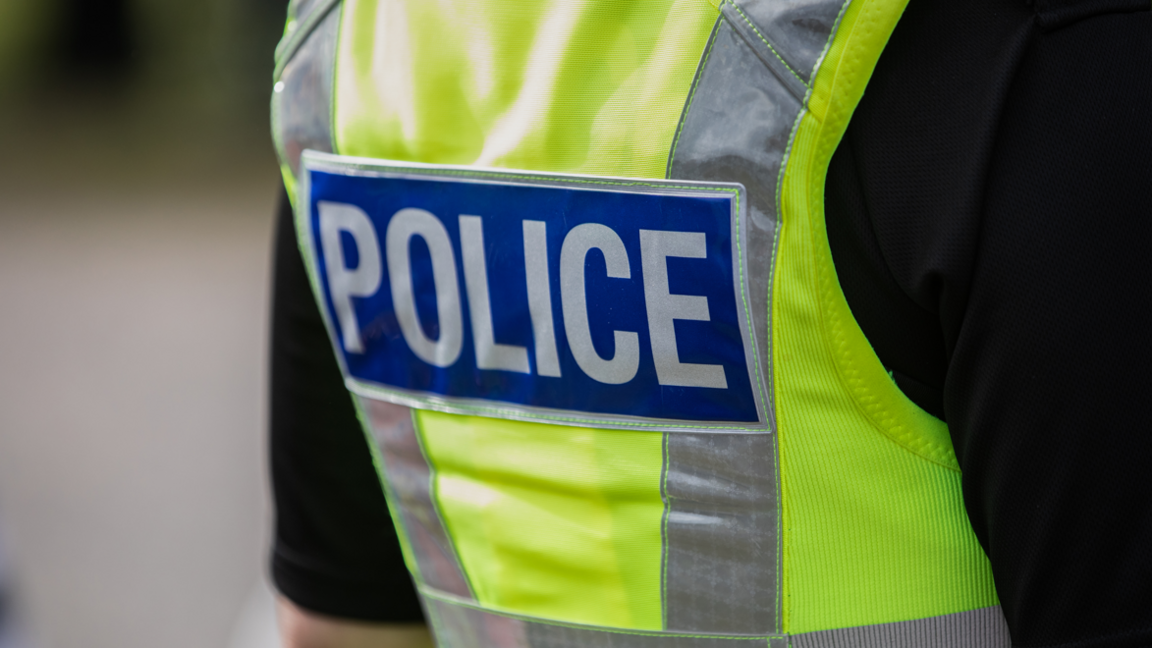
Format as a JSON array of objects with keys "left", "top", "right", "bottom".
[{"left": 272, "top": 0, "right": 1009, "bottom": 645}]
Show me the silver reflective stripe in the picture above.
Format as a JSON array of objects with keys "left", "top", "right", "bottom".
[
  {"left": 272, "top": 2, "right": 340, "bottom": 180},
  {"left": 665, "top": 0, "right": 851, "bottom": 637},
  {"left": 663, "top": 433, "right": 779, "bottom": 634},
  {"left": 359, "top": 398, "right": 474, "bottom": 600},
  {"left": 730, "top": 0, "right": 847, "bottom": 84},
  {"left": 421, "top": 588, "right": 1006, "bottom": 648},
  {"left": 668, "top": 15, "right": 800, "bottom": 418},
  {"left": 289, "top": 0, "right": 327, "bottom": 24},
  {"left": 791, "top": 607, "right": 1012, "bottom": 648},
  {"left": 422, "top": 589, "right": 786, "bottom": 648},
  {"left": 275, "top": 0, "right": 342, "bottom": 76},
  {"left": 719, "top": 1, "right": 809, "bottom": 101}
]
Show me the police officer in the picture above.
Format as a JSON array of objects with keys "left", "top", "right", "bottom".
[{"left": 268, "top": 0, "right": 1152, "bottom": 646}]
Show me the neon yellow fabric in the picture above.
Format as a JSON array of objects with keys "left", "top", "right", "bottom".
[
  {"left": 333, "top": 0, "right": 719, "bottom": 177},
  {"left": 774, "top": 0, "right": 999, "bottom": 633},
  {"left": 334, "top": 0, "right": 718, "bottom": 630},
  {"left": 415, "top": 412, "right": 665, "bottom": 630},
  {"left": 328, "top": 0, "right": 1001, "bottom": 636}
]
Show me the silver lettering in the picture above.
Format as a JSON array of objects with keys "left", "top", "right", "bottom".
[
  {"left": 639, "top": 230, "right": 727, "bottom": 389},
  {"left": 560, "top": 223, "right": 639, "bottom": 385},
  {"left": 385, "top": 208, "right": 463, "bottom": 368},
  {"left": 318, "top": 201, "right": 382, "bottom": 354}
]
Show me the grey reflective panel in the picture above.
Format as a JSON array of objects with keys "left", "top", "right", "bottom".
[
  {"left": 667, "top": 1, "right": 852, "bottom": 637},
  {"left": 791, "top": 606, "right": 1012, "bottom": 648},
  {"left": 663, "top": 433, "right": 779, "bottom": 634},
  {"left": 276, "top": 0, "right": 342, "bottom": 68},
  {"left": 423, "top": 596, "right": 531, "bottom": 648},
  {"left": 718, "top": 2, "right": 809, "bottom": 101},
  {"left": 289, "top": 0, "right": 325, "bottom": 22},
  {"left": 359, "top": 398, "right": 474, "bottom": 600},
  {"left": 669, "top": 16, "right": 801, "bottom": 420},
  {"left": 422, "top": 592, "right": 784, "bottom": 648},
  {"left": 731, "top": 0, "right": 847, "bottom": 83},
  {"left": 272, "top": 4, "right": 339, "bottom": 180}
]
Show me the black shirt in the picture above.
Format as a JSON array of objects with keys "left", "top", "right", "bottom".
[{"left": 269, "top": 1, "right": 1152, "bottom": 644}]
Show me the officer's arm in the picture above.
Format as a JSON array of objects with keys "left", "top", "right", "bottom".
[
  {"left": 270, "top": 192, "right": 427, "bottom": 637},
  {"left": 277, "top": 596, "right": 432, "bottom": 648}
]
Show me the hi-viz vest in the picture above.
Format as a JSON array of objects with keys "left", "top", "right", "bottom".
[{"left": 272, "top": 0, "right": 1013, "bottom": 645}]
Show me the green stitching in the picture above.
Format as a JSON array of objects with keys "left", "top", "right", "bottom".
[
  {"left": 731, "top": 179, "right": 768, "bottom": 415},
  {"left": 808, "top": 0, "right": 854, "bottom": 90},
  {"left": 725, "top": 0, "right": 808, "bottom": 87},
  {"left": 769, "top": 38, "right": 811, "bottom": 637},
  {"left": 420, "top": 586, "right": 780, "bottom": 642},
  {"left": 660, "top": 430, "right": 671, "bottom": 628},
  {"left": 667, "top": 16, "right": 722, "bottom": 177}
]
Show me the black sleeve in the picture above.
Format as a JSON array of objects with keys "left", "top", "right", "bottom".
[
  {"left": 826, "top": 1, "right": 1152, "bottom": 646},
  {"left": 269, "top": 188, "right": 425, "bottom": 623}
]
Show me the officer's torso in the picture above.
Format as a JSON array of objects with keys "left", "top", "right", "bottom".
[{"left": 272, "top": 1, "right": 1007, "bottom": 644}]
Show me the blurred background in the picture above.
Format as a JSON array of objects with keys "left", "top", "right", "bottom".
[{"left": 0, "top": 0, "right": 289, "bottom": 646}]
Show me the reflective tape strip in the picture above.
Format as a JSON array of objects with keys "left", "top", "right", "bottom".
[
  {"left": 668, "top": 14, "right": 796, "bottom": 421},
  {"left": 718, "top": 1, "right": 810, "bottom": 101},
  {"left": 791, "top": 607, "right": 1012, "bottom": 648},
  {"left": 729, "top": 0, "right": 848, "bottom": 84},
  {"left": 421, "top": 589, "right": 787, "bottom": 648},
  {"left": 663, "top": 5, "right": 810, "bottom": 635},
  {"left": 663, "top": 433, "right": 779, "bottom": 634},
  {"left": 275, "top": 0, "right": 342, "bottom": 76},
  {"left": 360, "top": 398, "right": 474, "bottom": 600},
  {"left": 422, "top": 590, "right": 1007, "bottom": 648},
  {"left": 272, "top": 2, "right": 340, "bottom": 180}
]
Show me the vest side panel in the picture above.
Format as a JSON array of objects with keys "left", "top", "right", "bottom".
[{"left": 773, "top": 0, "right": 1000, "bottom": 633}]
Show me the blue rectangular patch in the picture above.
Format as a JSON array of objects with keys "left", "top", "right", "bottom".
[{"left": 297, "top": 151, "right": 768, "bottom": 432}]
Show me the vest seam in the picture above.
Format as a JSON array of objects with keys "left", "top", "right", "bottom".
[
  {"left": 806, "top": 0, "right": 855, "bottom": 86},
  {"left": 659, "top": 430, "right": 671, "bottom": 630},
  {"left": 772, "top": 108, "right": 802, "bottom": 633},
  {"left": 725, "top": 0, "right": 809, "bottom": 87},
  {"left": 666, "top": 14, "right": 723, "bottom": 180},
  {"left": 772, "top": 0, "right": 854, "bottom": 631}
]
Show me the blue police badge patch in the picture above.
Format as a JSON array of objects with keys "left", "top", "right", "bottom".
[{"left": 297, "top": 150, "right": 770, "bottom": 432}]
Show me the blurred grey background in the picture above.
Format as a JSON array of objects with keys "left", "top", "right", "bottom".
[{"left": 0, "top": 1, "right": 289, "bottom": 646}]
